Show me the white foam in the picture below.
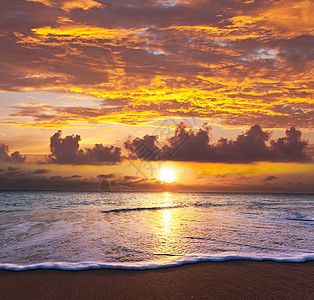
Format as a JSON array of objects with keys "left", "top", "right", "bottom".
[{"left": 1, "top": 253, "right": 314, "bottom": 271}]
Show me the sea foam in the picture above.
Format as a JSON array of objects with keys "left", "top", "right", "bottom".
[{"left": 1, "top": 253, "right": 314, "bottom": 271}]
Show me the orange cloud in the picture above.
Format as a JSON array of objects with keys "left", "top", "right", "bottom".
[
  {"left": 0, "top": 0, "right": 312, "bottom": 130},
  {"left": 261, "top": 0, "right": 314, "bottom": 32}
]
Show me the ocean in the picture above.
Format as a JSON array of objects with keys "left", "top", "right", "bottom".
[{"left": 0, "top": 191, "right": 313, "bottom": 271}]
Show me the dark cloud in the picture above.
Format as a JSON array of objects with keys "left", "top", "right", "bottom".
[
  {"left": 97, "top": 173, "right": 115, "bottom": 179},
  {"left": 125, "top": 123, "right": 310, "bottom": 163},
  {"left": 162, "top": 122, "right": 214, "bottom": 161},
  {"left": 69, "top": 0, "right": 224, "bottom": 29},
  {"left": 0, "top": 144, "right": 26, "bottom": 163},
  {"left": 8, "top": 167, "right": 19, "bottom": 171},
  {"left": 0, "top": 0, "right": 61, "bottom": 32},
  {"left": 48, "top": 130, "right": 122, "bottom": 164},
  {"left": 48, "top": 131, "right": 82, "bottom": 164},
  {"left": 85, "top": 143, "right": 122, "bottom": 164},
  {"left": 124, "top": 134, "right": 161, "bottom": 160},
  {"left": 0, "top": 171, "right": 168, "bottom": 192},
  {"left": 4, "top": 166, "right": 27, "bottom": 177},
  {"left": 270, "top": 127, "right": 309, "bottom": 162},
  {"left": 97, "top": 173, "right": 175, "bottom": 192},
  {"left": 1, "top": 168, "right": 312, "bottom": 193},
  {"left": 2, "top": 124, "right": 309, "bottom": 166},
  {"left": 265, "top": 176, "right": 277, "bottom": 181},
  {"left": 272, "top": 35, "right": 314, "bottom": 72},
  {"left": 33, "top": 169, "right": 50, "bottom": 174},
  {"left": 0, "top": 173, "right": 98, "bottom": 191}
]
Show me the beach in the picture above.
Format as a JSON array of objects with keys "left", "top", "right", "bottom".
[{"left": 1, "top": 261, "right": 313, "bottom": 299}]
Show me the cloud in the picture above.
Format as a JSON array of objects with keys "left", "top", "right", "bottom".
[
  {"left": 270, "top": 127, "right": 309, "bottom": 162},
  {"left": 48, "top": 130, "right": 122, "bottom": 164},
  {"left": 25, "top": 0, "right": 103, "bottom": 12},
  {"left": 0, "top": 166, "right": 313, "bottom": 193},
  {"left": 124, "top": 134, "right": 161, "bottom": 161},
  {"left": 85, "top": 143, "right": 122, "bottom": 163},
  {"left": 5, "top": 166, "right": 25, "bottom": 176},
  {"left": 97, "top": 173, "right": 186, "bottom": 192},
  {"left": 0, "top": 144, "right": 26, "bottom": 163},
  {"left": 0, "top": 172, "right": 98, "bottom": 191},
  {"left": 33, "top": 168, "right": 50, "bottom": 174},
  {"left": 2, "top": 124, "right": 309, "bottom": 166},
  {"left": 126, "top": 123, "right": 310, "bottom": 163},
  {"left": 0, "top": 170, "right": 170, "bottom": 191},
  {"left": 265, "top": 176, "right": 277, "bottom": 181},
  {"left": 0, "top": 0, "right": 312, "bottom": 128},
  {"left": 8, "top": 167, "right": 19, "bottom": 171}
]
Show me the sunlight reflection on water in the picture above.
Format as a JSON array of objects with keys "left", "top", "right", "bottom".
[{"left": 0, "top": 191, "right": 313, "bottom": 267}]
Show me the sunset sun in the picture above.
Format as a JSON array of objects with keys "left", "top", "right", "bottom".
[{"left": 159, "top": 168, "right": 176, "bottom": 183}]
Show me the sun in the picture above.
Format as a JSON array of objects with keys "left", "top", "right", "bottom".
[{"left": 159, "top": 168, "right": 176, "bottom": 183}]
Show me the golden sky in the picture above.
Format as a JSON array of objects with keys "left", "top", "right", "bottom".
[{"left": 0, "top": 0, "right": 313, "bottom": 192}]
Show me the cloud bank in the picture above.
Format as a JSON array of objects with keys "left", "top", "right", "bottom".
[
  {"left": 48, "top": 130, "right": 122, "bottom": 164},
  {"left": 0, "top": 124, "right": 309, "bottom": 165},
  {"left": 0, "top": 166, "right": 313, "bottom": 193},
  {"left": 125, "top": 123, "right": 310, "bottom": 163},
  {"left": 44, "top": 123, "right": 310, "bottom": 164},
  {"left": 0, "top": 168, "right": 168, "bottom": 191}
]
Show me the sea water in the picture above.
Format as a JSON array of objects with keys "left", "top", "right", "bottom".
[{"left": 0, "top": 191, "right": 313, "bottom": 270}]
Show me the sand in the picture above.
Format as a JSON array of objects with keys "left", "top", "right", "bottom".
[{"left": 1, "top": 261, "right": 313, "bottom": 299}]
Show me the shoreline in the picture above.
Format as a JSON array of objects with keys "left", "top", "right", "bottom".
[
  {"left": 1, "top": 261, "right": 313, "bottom": 299},
  {"left": 1, "top": 257, "right": 314, "bottom": 271}
]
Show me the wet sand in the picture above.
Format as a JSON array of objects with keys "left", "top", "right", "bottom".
[{"left": 1, "top": 261, "right": 313, "bottom": 299}]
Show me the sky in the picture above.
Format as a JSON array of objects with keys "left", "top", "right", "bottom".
[{"left": 0, "top": 0, "right": 313, "bottom": 192}]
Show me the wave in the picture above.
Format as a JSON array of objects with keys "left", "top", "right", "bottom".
[
  {"left": 284, "top": 212, "right": 314, "bottom": 222},
  {"left": 101, "top": 205, "right": 184, "bottom": 214},
  {"left": 101, "top": 203, "right": 239, "bottom": 214},
  {"left": 0, "top": 209, "right": 30, "bottom": 213},
  {"left": 1, "top": 253, "right": 314, "bottom": 271}
]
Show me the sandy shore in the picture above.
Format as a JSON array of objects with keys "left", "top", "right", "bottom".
[{"left": 1, "top": 261, "right": 313, "bottom": 299}]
